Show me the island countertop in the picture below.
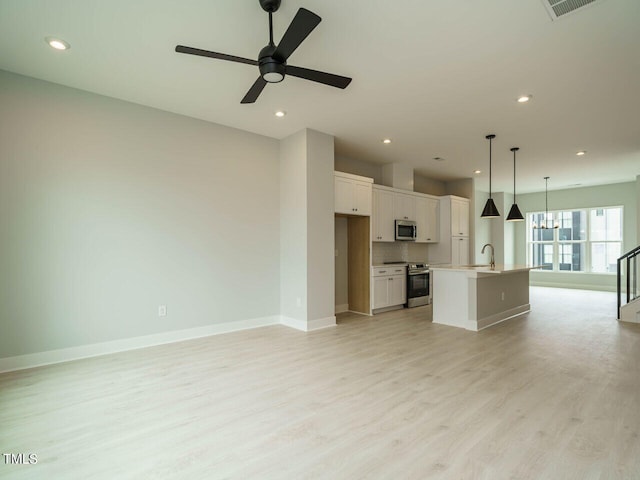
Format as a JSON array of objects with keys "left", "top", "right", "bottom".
[{"left": 429, "top": 264, "right": 539, "bottom": 275}]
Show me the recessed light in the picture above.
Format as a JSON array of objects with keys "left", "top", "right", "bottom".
[
  {"left": 45, "top": 37, "right": 70, "bottom": 51},
  {"left": 382, "top": 138, "right": 392, "bottom": 144},
  {"left": 576, "top": 150, "right": 586, "bottom": 156},
  {"left": 433, "top": 157, "right": 445, "bottom": 161},
  {"left": 274, "top": 110, "right": 286, "bottom": 117},
  {"left": 517, "top": 95, "right": 532, "bottom": 103},
  {"left": 474, "top": 170, "right": 482, "bottom": 174}
]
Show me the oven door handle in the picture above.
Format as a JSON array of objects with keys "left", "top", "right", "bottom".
[{"left": 408, "top": 270, "right": 430, "bottom": 275}]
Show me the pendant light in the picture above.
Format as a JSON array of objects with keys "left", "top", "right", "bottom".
[
  {"left": 533, "top": 176, "right": 559, "bottom": 229},
  {"left": 481, "top": 134, "right": 500, "bottom": 218},
  {"left": 506, "top": 147, "right": 524, "bottom": 222}
]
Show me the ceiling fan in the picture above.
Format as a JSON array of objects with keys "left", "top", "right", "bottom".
[{"left": 175, "top": 0, "right": 352, "bottom": 104}]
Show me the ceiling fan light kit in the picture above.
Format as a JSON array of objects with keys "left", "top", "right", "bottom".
[{"left": 175, "top": 0, "right": 352, "bottom": 104}]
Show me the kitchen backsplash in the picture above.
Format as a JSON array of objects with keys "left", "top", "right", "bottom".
[{"left": 372, "top": 242, "right": 428, "bottom": 265}]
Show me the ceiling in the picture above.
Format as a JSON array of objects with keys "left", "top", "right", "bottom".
[{"left": 0, "top": 0, "right": 639, "bottom": 193}]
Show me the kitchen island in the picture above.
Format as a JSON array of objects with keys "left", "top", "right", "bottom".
[{"left": 430, "top": 264, "right": 538, "bottom": 331}]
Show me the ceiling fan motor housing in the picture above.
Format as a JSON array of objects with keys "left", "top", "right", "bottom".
[
  {"left": 259, "top": 44, "right": 285, "bottom": 82},
  {"left": 259, "top": 0, "right": 281, "bottom": 13}
]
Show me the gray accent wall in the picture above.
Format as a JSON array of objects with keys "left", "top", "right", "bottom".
[{"left": 0, "top": 70, "right": 281, "bottom": 358}]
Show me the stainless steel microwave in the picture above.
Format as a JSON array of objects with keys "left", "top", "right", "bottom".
[{"left": 395, "top": 220, "right": 417, "bottom": 241}]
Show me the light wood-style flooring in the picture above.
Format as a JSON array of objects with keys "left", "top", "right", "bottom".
[{"left": 1, "top": 287, "right": 639, "bottom": 479}]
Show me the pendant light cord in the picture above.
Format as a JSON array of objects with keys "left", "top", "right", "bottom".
[
  {"left": 513, "top": 152, "right": 516, "bottom": 201},
  {"left": 489, "top": 137, "right": 492, "bottom": 197},
  {"left": 544, "top": 176, "right": 549, "bottom": 228}
]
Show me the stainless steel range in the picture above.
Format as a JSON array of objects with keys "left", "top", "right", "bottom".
[{"left": 406, "top": 263, "right": 430, "bottom": 307}]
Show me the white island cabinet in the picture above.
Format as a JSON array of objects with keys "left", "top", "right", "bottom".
[{"left": 430, "top": 265, "right": 539, "bottom": 331}]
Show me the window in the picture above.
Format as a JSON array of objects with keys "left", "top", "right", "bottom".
[{"left": 527, "top": 207, "right": 622, "bottom": 274}]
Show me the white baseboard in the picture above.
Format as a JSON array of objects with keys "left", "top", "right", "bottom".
[
  {"left": 530, "top": 281, "right": 616, "bottom": 292},
  {"left": 335, "top": 304, "right": 349, "bottom": 314},
  {"left": 0, "top": 315, "right": 280, "bottom": 374},
  {"left": 372, "top": 304, "right": 405, "bottom": 315},
  {"left": 476, "top": 304, "right": 531, "bottom": 331},
  {"left": 280, "top": 315, "right": 337, "bottom": 332},
  {"left": 0, "top": 313, "right": 341, "bottom": 373}
]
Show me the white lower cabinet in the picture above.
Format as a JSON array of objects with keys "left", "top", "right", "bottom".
[{"left": 372, "top": 266, "right": 407, "bottom": 310}]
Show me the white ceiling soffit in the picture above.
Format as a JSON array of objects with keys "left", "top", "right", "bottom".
[{"left": 541, "top": 0, "right": 603, "bottom": 20}]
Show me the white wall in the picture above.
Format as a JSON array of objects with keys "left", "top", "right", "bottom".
[
  {"left": 280, "top": 129, "right": 335, "bottom": 327},
  {"left": 305, "top": 130, "right": 335, "bottom": 322},
  {"left": 485, "top": 192, "right": 515, "bottom": 265},
  {"left": 414, "top": 174, "right": 446, "bottom": 196},
  {"left": 473, "top": 190, "right": 491, "bottom": 265},
  {"left": 637, "top": 175, "right": 640, "bottom": 244},
  {"left": 0, "top": 70, "right": 281, "bottom": 358},
  {"left": 334, "top": 155, "right": 382, "bottom": 184},
  {"left": 279, "top": 130, "right": 308, "bottom": 322},
  {"left": 514, "top": 182, "right": 638, "bottom": 291}
]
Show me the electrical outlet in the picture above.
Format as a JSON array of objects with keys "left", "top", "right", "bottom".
[
  {"left": 296, "top": 297, "right": 301, "bottom": 307},
  {"left": 335, "top": 249, "right": 339, "bottom": 257},
  {"left": 501, "top": 292, "right": 505, "bottom": 301},
  {"left": 158, "top": 305, "right": 167, "bottom": 317}
]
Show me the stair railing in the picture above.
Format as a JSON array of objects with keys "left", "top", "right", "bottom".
[{"left": 617, "top": 245, "right": 640, "bottom": 319}]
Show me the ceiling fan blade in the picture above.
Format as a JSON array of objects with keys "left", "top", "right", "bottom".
[
  {"left": 273, "top": 8, "right": 321, "bottom": 61},
  {"left": 286, "top": 65, "right": 352, "bottom": 89},
  {"left": 175, "top": 45, "right": 257, "bottom": 66},
  {"left": 241, "top": 77, "right": 268, "bottom": 104}
]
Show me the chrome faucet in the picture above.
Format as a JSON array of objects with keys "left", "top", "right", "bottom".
[{"left": 481, "top": 243, "right": 495, "bottom": 269}]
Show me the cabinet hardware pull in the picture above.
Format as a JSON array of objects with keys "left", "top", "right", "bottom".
[{"left": 379, "top": 270, "right": 386, "bottom": 273}]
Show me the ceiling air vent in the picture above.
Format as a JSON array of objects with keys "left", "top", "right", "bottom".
[{"left": 541, "top": 0, "right": 603, "bottom": 20}]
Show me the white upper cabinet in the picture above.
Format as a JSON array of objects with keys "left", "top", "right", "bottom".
[
  {"left": 372, "top": 187, "right": 395, "bottom": 241},
  {"left": 334, "top": 172, "right": 373, "bottom": 216},
  {"left": 373, "top": 185, "right": 440, "bottom": 243},
  {"left": 451, "top": 197, "right": 470, "bottom": 237},
  {"left": 415, "top": 196, "right": 439, "bottom": 243},
  {"left": 427, "top": 195, "right": 470, "bottom": 265},
  {"left": 393, "top": 192, "right": 416, "bottom": 221}
]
